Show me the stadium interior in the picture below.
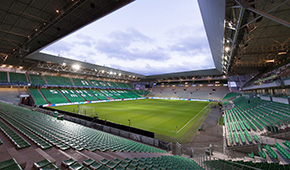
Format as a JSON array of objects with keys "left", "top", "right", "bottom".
[{"left": 0, "top": 0, "right": 290, "bottom": 169}]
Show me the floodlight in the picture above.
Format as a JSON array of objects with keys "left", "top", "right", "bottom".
[
  {"left": 118, "top": 73, "right": 122, "bottom": 76},
  {"left": 62, "top": 63, "right": 66, "bottom": 66},
  {"left": 225, "top": 47, "right": 230, "bottom": 52},
  {"left": 72, "top": 64, "right": 80, "bottom": 70},
  {"left": 266, "top": 59, "right": 274, "bottom": 63},
  {"left": 109, "top": 71, "right": 113, "bottom": 75},
  {"left": 18, "top": 66, "right": 23, "bottom": 69},
  {"left": 278, "top": 51, "right": 287, "bottom": 55},
  {"left": 8, "top": 65, "right": 13, "bottom": 68},
  {"left": 1, "top": 64, "right": 6, "bottom": 67}
]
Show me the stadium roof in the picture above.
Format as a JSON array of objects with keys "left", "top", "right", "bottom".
[
  {"left": 2, "top": 0, "right": 289, "bottom": 81},
  {"left": 27, "top": 52, "right": 145, "bottom": 80},
  {"left": 223, "top": 0, "right": 290, "bottom": 75},
  {"left": 0, "top": 0, "right": 133, "bottom": 69},
  {"left": 0, "top": 0, "right": 225, "bottom": 80}
]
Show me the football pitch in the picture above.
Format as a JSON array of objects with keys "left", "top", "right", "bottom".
[{"left": 52, "top": 99, "right": 210, "bottom": 140}]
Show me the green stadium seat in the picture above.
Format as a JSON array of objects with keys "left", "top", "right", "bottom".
[
  {"left": 0, "top": 119, "right": 30, "bottom": 149},
  {"left": 82, "top": 158, "right": 95, "bottom": 166},
  {"left": 29, "top": 88, "right": 47, "bottom": 105},
  {"left": 264, "top": 144, "right": 277, "bottom": 159},
  {"left": 89, "top": 90, "right": 107, "bottom": 100},
  {"left": 98, "top": 165, "right": 111, "bottom": 170},
  {"left": 0, "top": 71, "right": 8, "bottom": 83},
  {"left": 40, "top": 89, "right": 68, "bottom": 104},
  {"left": 114, "top": 165, "right": 126, "bottom": 170},
  {"left": 89, "top": 80, "right": 109, "bottom": 88},
  {"left": 0, "top": 102, "right": 167, "bottom": 154},
  {"left": 89, "top": 162, "right": 102, "bottom": 170},
  {"left": 29, "top": 74, "right": 47, "bottom": 85},
  {"left": 100, "top": 159, "right": 110, "bottom": 165},
  {"left": 69, "top": 162, "right": 83, "bottom": 170},
  {"left": 106, "top": 161, "right": 118, "bottom": 169},
  {"left": 59, "top": 89, "right": 85, "bottom": 102},
  {"left": 72, "top": 78, "right": 92, "bottom": 87},
  {"left": 75, "top": 89, "right": 98, "bottom": 101},
  {"left": 45, "top": 75, "right": 73, "bottom": 86},
  {"left": 9, "top": 72, "right": 28, "bottom": 83},
  {"left": 0, "top": 159, "right": 22, "bottom": 170},
  {"left": 62, "top": 158, "right": 77, "bottom": 168},
  {"left": 33, "top": 159, "right": 52, "bottom": 169}
]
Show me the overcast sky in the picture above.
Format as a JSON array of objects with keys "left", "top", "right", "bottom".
[{"left": 41, "top": 0, "right": 215, "bottom": 76}]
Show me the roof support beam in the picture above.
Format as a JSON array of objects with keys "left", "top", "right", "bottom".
[
  {"left": 240, "top": 0, "right": 290, "bottom": 29},
  {"left": 226, "top": 6, "right": 245, "bottom": 72},
  {"left": 246, "top": 6, "right": 290, "bottom": 28}
]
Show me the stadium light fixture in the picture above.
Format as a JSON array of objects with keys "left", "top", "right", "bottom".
[
  {"left": 72, "top": 64, "right": 80, "bottom": 70},
  {"left": 1, "top": 64, "right": 6, "bottom": 67},
  {"left": 225, "top": 47, "right": 230, "bottom": 52},
  {"left": 8, "top": 65, "right": 13, "bottom": 68},
  {"left": 109, "top": 71, "right": 113, "bottom": 75},
  {"left": 278, "top": 51, "right": 287, "bottom": 55},
  {"left": 113, "top": 72, "right": 116, "bottom": 75},
  {"left": 266, "top": 59, "right": 275, "bottom": 63},
  {"left": 62, "top": 63, "right": 66, "bottom": 66},
  {"left": 118, "top": 73, "right": 122, "bottom": 76},
  {"left": 18, "top": 66, "right": 23, "bottom": 69},
  {"left": 101, "top": 70, "right": 105, "bottom": 73}
]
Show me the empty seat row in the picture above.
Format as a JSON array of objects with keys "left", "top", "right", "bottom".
[
  {"left": 204, "top": 159, "right": 290, "bottom": 170},
  {"left": 33, "top": 159, "right": 59, "bottom": 170},
  {"left": 0, "top": 113, "right": 52, "bottom": 150},
  {"left": 0, "top": 158, "right": 23, "bottom": 170},
  {"left": 30, "top": 88, "right": 142, "bottom": 105},
  {"left": 0, "top": 118, "right": 30, "bottom": 149},
  {"left": 62, "top": 155, "right": 203, "bottom": 170},
  {"left": 0, "top": 102, "right": 165, "bottom": 153}
]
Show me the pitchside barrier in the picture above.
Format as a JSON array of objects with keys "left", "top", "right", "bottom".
[
  {"left": 38, "top": 106, "right": 171, "bottom": 151},
  {"left": 40, "top": 97, "right": 219, "bottom": 108},
  {"left": 147, "top": 97, "right": 219, "bottom": 102},
  {"left": 41, "top": 97, "right": 146, "bottom": 107}
]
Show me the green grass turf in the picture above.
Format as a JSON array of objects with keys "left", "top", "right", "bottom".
[{"left": 52, "top": 99, "right": 209, "bottom": 139}]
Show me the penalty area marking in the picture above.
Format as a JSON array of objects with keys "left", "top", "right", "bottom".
[{"left": 176, "top": 102, "right": 211, "bottom": 133}]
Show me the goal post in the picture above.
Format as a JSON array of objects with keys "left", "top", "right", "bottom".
[{"left": 79, "top": 105, "right": 95, "bottom": 116}]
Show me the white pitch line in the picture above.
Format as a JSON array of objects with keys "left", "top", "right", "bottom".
[{"left": 177, "top": 102, "right": 211, "bottom": 133}]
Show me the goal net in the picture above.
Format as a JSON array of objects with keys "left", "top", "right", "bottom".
[{"left": 78, "top": 105, "right": 95, "bottom": 116}]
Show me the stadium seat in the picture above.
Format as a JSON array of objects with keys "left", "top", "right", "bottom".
[
  {"left": 0, "top": 119, "right": 31, "bottom": 149},
  {"left": 0, "top": 158, "right": 23, "bottom": 170},
  {"left": 29, "top": 88, "right": 48, "bottom": 105},
  {"left": 45, "top": 75, "right": 73, "bottom": 86},
  {"left": 62, "top": 158, "right": 77, "bottom": 168},
  {"left": 33, "top": 159, "right": 52, "bottom": 169},
  {"left": 40, "top": 89, "right": 69, "bottom": 104},
  {"left": 59, "top": 89, "right": 85, "bottom": 102},
  {"left": 82, "top": 158, "right": 95, "bottom": 166},
  {"left": 89, "top": 90, "right": 108, "bottom": 100},
  {"left": 72, "top": 78, "right": 92, "bottom": 87},
  {"left": 75, "top": 89, "right": 98, "bottom": 101},
  {"left": 0, "top": 71, "right": 8, "bottom": 83},
  {"left": 0, "top": 102, "right": 167, "bottom": 153},
  {"left": 89, "top": 80, "right": 109, "bottom": 88},
  {"left": 29, "top": 74, "right": 47, "bottom": 85},
  {"left": 9, "top": 72, "right": 28, "bottom": 84}
]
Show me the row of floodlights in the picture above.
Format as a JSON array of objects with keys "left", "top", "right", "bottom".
[
  {"left": 1, "top": 64, "right": 23, "bottom": 69},
  {"left": 64, "top": 63, "right": 136, "bottom": 78}
]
